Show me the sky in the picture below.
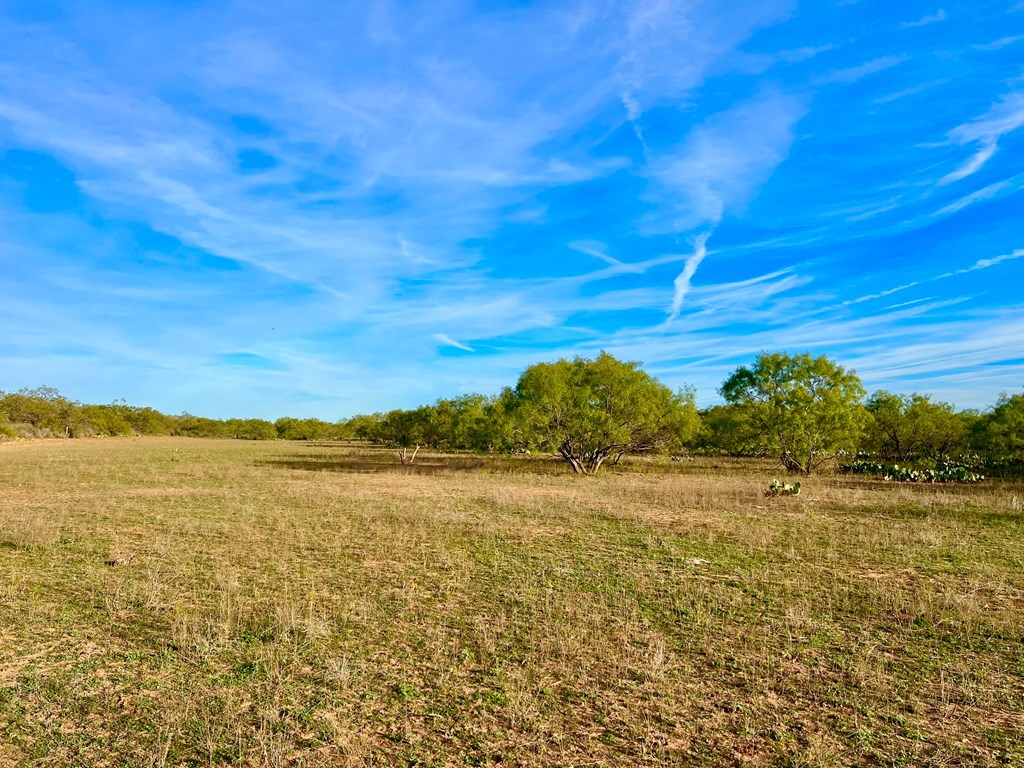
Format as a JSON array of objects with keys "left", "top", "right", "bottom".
[{"left": 1, "top": 0, "right": 1023, "bottom": 420}]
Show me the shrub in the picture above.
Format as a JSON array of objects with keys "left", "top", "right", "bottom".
[{"left": 841, "top": 458, "right": 984, "bottom": 483}]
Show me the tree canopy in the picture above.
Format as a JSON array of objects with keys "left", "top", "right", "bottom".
[
  {"left": 502, "top": 351, "right": 700, "bottom": 474},
  {"left": 975, "top": 393, "right": 1024, "bottom": 459},
  {"left": 865, "top": 391, "right": 967, "bottom": 461},
  {"left": 721, "top": 352, "right": 867, "bottom": 474}
]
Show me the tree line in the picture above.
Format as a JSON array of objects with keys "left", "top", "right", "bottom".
[
  {"left": 0, "top": 386, "right": 351, "bottom": 442},
  {"left": 2, "top": 351, "right": 1022, "bottom": 475}
]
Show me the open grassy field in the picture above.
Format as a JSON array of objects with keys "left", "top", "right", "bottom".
[{"left": 1, "top": 438, "right": 1022, "bottom": 767}]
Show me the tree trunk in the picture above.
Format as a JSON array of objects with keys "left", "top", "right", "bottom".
[
  {"left": 587, "top": 450, "right": 608, "bottom": 474},
  {"left": 781, "top": 452, "right": 807, "bottom": 474},
  {"left": 566, "top": 455, "right": 586, "bottom": 474},
  {"left": 397, "top": 444, "right": 420, "bottom": 465},
  {"left": 558, "top": 443, "right": 586, "bottom": 474}
]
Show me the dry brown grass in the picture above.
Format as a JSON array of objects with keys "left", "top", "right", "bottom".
[{"left": 1, "top": 437, "right": 1022, "bottom": 766}]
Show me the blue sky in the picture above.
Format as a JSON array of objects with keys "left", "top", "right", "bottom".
[{"left": 1, "top": 0, "right": 1023, "bottom": 419}]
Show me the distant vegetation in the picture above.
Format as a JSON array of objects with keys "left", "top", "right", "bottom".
[
  {"left": 0, "top": 386, "right": 350, "bottom": 443},
  {"left": 3, "top": 352, "right": 1022, "bottom": 476}
]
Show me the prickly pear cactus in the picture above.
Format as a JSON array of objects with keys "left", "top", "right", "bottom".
[{"left": 765, "top": 479, "right": 802, "bottom": 497}]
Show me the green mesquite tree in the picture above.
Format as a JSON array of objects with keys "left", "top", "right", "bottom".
[
  {"left": 865, "top": 391, "right": 968, "bottom": 461},
  {"left": 976, "top": 392, "right": 1024, "bottom": 459},
  {"left": 720, "top": 352, "right": 867, "bottom": 474},
  {"left": 505, "top": 351, "right": 700, "bottom": 474}
]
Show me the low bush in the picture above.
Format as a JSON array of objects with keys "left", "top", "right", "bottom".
[{"left": 842, "top": 457, "right": 984, "bottom": 483}]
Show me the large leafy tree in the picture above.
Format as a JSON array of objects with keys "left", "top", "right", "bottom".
[
  {"left": 0, "top": 386, "right": 78, "bottom": 435},
  {"left": 124, "top": 406, "right": 175, "bottom": 436},
  {"left": 696, "top": 403, "right": 770, "bottom": 457},
  {"left": 225, "top": 418, "right": 277, "bottom": 440},
  {"left": 720, "top": 352, "right": 867, "bottom": 474},
  {"left": 373, "top": 406, "right": 436, "bottom": 463},
  {"left": 504, "top": 351, "right": 699, "bottom": 474},
  {"left": 346, "top": 413, "right": 385, "bottom": 441},
  {"left": 430, "top": 394, "right": 494, "bottom": 451},
  {"left": 865, "top": 391, "right": 968, "bottom": 461},
  {"left": 975, "top": 392, "right": 1024, "bottom": 459}
]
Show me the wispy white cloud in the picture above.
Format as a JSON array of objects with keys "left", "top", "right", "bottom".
[
  {"left": 819, "top": 55, "right": 908, "bottom": 84},
  {"left": 840, "top": 316, "right": 1024, "bottom": 386},
  {"left": 433, "top": 334, "right": 474, "bottom": 352},
  {"left": 901, "top": 10, "right": 948, "bottom": 27},
  {"left": 635, "top": 89, "right": 806, "bottom": 317},
  {"left": 932, "top": 176, "right": 1021, "bottom": 216},
  {"left": 884, "top": 296, "right": 936, "bottom": 310},
  {"left": 644, "top": 90, "right": 808, "bottom": 232},
  {"left": 718, "top": 43, "right": 838, "bottom": 76},
  {"left": 775, "top": 44, "right": 838, "bottom": 63},
  {"left": 873, "top": 78, "right": 950, "bottom": 104},
  {"left": 668, "top": 232, "right": 711, "bottom": 321},
  {"left": 568, "top": 240, "right": 621, "bottom": 267},
  {"left": 845, "top": 281, "right": 923, "bottom": 306},
  {"left": 616, "top": 0, "right": 794, "bottom": 113},
  {"left": 971, "top": 248, "right": 1024, "bottom": 270},
  {"left": 573, "top": 297, "right": 1024, "bottom": 409},
  {"left": 949, "top": 90, "right": 1024, "bottom": 145},
  {"left": 847, "top": 246, "right": 1024, "bottom": 305},
  {"left": 976, "top": 34, "right": 1024, "bottom": 50},
  {"left": 615, "top": 1, "right": 795, "bottom": 156},
  {"left": 939, "top": 136, "right": 999, "bottom": 184},
  {"left": 837, "top": 196, "right": 909, "bottom": 223},
  {"left": 937, "top": 89, "right": 1024, "bottom": 184}
]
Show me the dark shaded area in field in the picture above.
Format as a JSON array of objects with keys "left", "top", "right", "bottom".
[
  {"left": 258, "top": 444, "right": 774, "bottom": 477},
  {"left": 259, "top": 446, "right": 563, "bottom": 475},
  {"left": 263, "top": 455, "right": 548, "bottom": 475}
]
